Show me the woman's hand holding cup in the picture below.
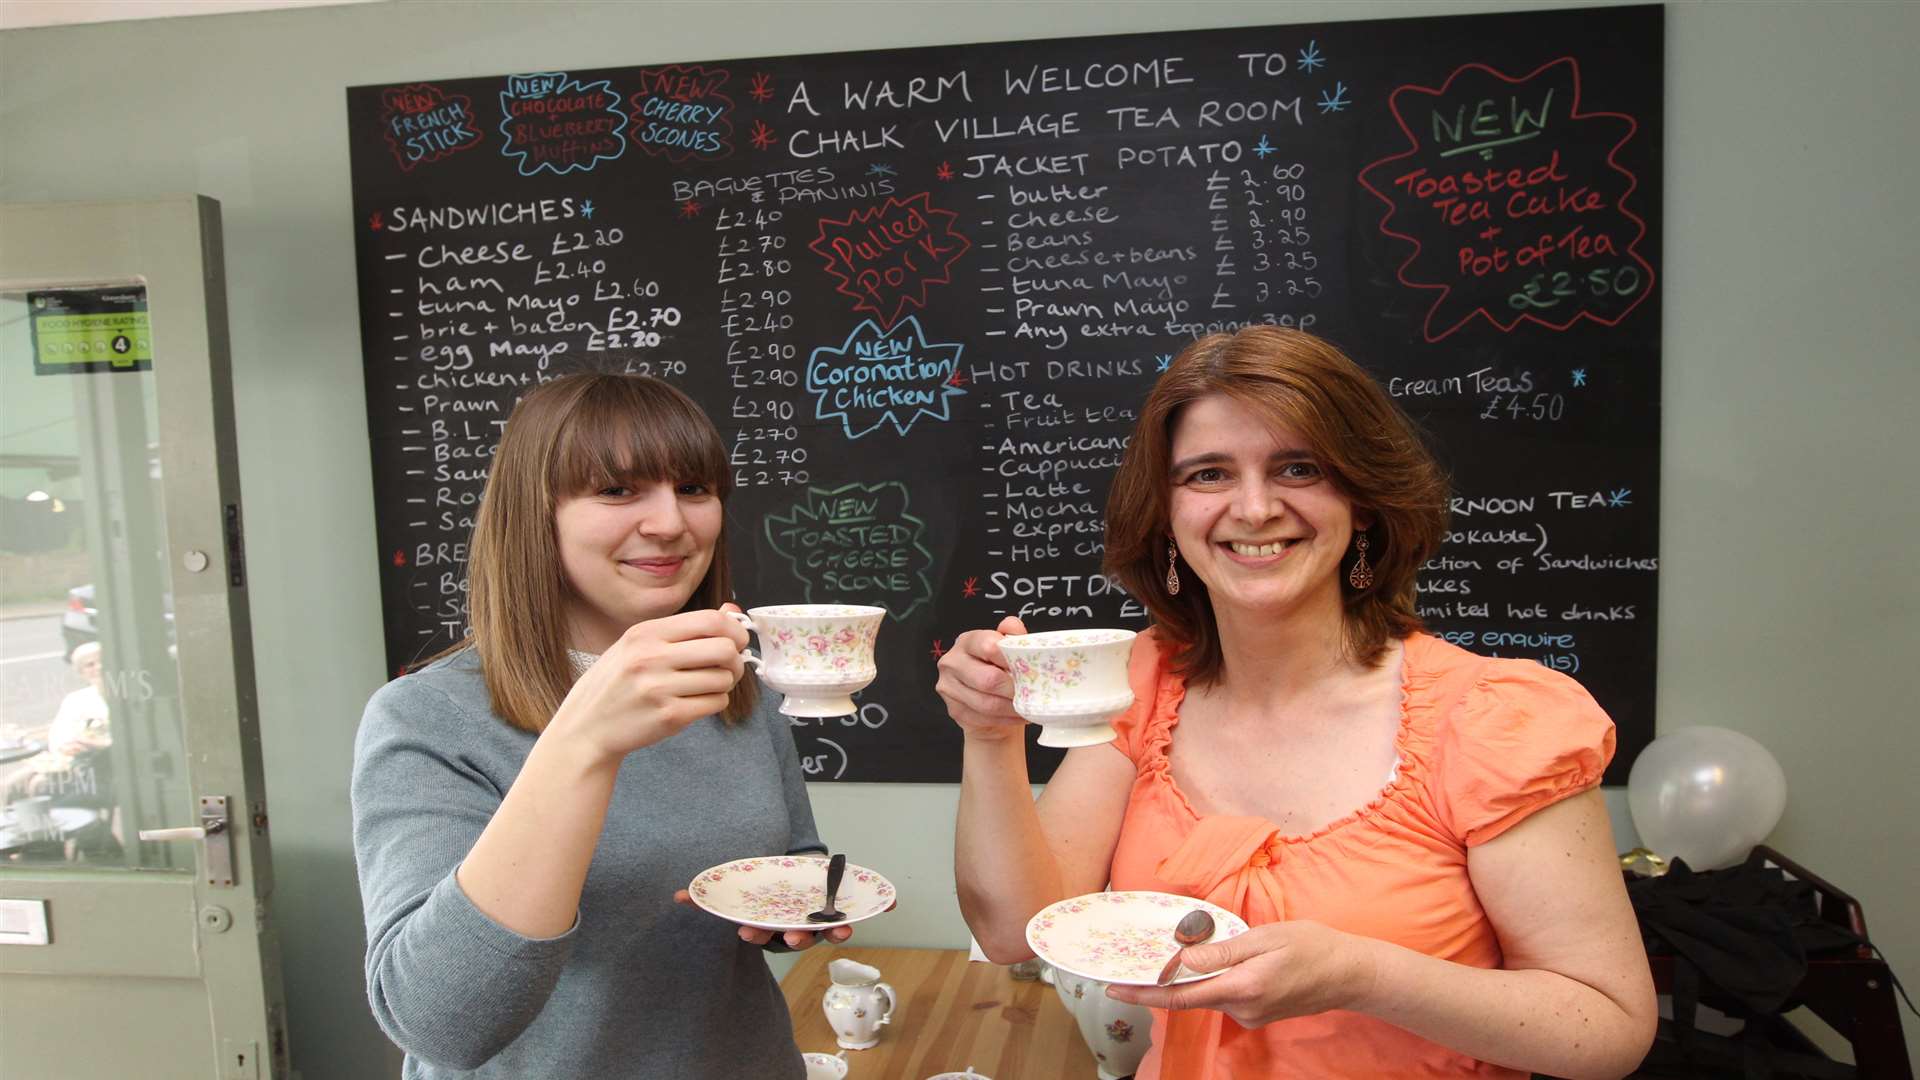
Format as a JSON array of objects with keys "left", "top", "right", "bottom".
[
  {"left": 723, "top": 604, "right": 885, "bottom": 717},
  {"left": 547, "top": 608, "right": 749, "bottom": 767},
  {"left": 940, "top": 618, "right": 1137, "bottom": 748},
  {"left": 934, "top": 615, "right": 1031, "bottom": 743}
]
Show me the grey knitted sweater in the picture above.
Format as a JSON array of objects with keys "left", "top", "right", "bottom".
[{"left": 352, "top": 648, "right": 820, "bottom": 1078}]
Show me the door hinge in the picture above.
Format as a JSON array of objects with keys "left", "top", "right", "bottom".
[{"left": 224, "top": 502, "right": 247, "bottom": 587}]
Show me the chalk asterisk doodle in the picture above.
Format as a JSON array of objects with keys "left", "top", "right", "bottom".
[
  {"left": 1297, "top": 40, "right": 1326, "bottom": 73},
  {"left": 1317, "top": 81, "right": 1351, "bottom": 114},
  {"left": 1253, "top": 135, "right": 1276, "bottom": 159}
]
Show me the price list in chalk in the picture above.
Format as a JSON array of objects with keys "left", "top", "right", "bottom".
[
  {"left": 363, "top": 192, "right": 696, "bottom": 659},
  {"left": 348, "top": 4, "right": 1662, "bottom": 780}
]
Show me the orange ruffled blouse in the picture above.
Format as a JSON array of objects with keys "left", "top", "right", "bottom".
[{"left": 1108, "top": 631, "right": 1615, "bottom": 1079}]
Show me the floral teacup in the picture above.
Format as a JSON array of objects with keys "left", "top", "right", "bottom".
[
  {"left": 802, "top": 1051, "right": 849, "bottom": 1080},
  {"left": 727, "top": 604, "right": 885, "bottom": 717},
  {"left": 997, "top": 628, "right": 1136, "bottom": 747}
]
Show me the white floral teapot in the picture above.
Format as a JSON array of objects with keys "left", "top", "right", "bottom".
[
  {"left": 1049, "top": 965, "right": 1153, "bottom": 1080},
  {"left": 822, "top": 957, "right": 897, "bottom": 1049}
]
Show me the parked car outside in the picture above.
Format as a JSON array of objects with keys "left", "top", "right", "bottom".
[
  {"left": 60, "top": 584, "right": 95, "bottom": 660},
  {"left": 60, "top": 584, "right": 174, "bottom": 660}
]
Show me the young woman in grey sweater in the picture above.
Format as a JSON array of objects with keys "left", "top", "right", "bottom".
[{"left": 353, "top": 373, "right": 845, "bottom": 1078}]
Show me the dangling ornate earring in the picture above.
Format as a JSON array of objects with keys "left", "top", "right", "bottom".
[
  {"left": 1165, "top": 537, "right": 1181, "bottom": 595},
  {"left": 1348, "top": 531, "right": 1375, "bottom": 590}
]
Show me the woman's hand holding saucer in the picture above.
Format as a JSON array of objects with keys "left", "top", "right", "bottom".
[
  {"left": 671, "top": 889, "right": 857, "bottom": 950},
  {"left": 548, "top": 608, "right": 749, "bottom": 764},
  {"left": 934, "top": 615, "right": 1030, "bottom": 742},
  {"left": 1106, "top": 920, "right": 1381, "bottom": 1028}
]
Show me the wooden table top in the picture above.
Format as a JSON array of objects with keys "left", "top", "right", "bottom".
[{"left": 781, "top": 946, "right": 1100, "bottom": 1080}]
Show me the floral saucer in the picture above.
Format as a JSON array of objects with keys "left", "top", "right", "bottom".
[
  {"left": 1025, "top": 890, "right": 1248, "bottom": 987},
  {"left": 689, "top": 854, "right": 896, "bottom": 932}
]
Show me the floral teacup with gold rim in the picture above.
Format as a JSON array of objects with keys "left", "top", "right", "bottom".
[
  {"left": 727, "top": 604, "right": 885, "bottom": 717},
  {"left": 997, "top": 628, "right": 1136, "bottom": 747},
  {"left": 802, "top": 1051, "right": 849, "bottom": 1080}
]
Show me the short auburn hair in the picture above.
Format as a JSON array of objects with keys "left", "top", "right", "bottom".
[
  {"left": 443, "top": 371, "right": 754, "bottom": 731},
  {"left": 1103, "top": 327, "right": 1450, "bottom": 680}
]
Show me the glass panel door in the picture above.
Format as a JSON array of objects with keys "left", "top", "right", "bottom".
[
  {"left": 0, "top": 283, "right": 191, "bottom": 871},
  {"left": 0, "top": 196, "right": 287, "bottom": 1080}
]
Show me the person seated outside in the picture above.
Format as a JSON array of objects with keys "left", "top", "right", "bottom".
[{"left": 5, "top": 641, "right": 111, "bottom": 803}]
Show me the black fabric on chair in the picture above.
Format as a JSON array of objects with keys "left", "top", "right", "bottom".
[{"left": 1627, "top": 854, "right": 1914, "bottom": 1080}]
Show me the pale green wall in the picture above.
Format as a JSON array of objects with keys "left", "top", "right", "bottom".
[{"left": 3, "top": 1, "right": 1915, "bottom": 1076}]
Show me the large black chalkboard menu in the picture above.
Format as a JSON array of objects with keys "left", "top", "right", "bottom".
[{"left": 348, "top": 4, "right": 1662, "bottom": 784}]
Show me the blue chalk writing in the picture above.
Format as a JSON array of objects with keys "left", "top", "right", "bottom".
[
  {"left": 806, "top": 316, "right": 966, "bottom": 439},
  {"left": 498, "top": 72, "right": 628, "bottom": 177}
]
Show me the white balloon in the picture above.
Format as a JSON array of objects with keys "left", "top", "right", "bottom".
[{"left": 1627, "top": 726, "right": 1787, "bottom": 870}]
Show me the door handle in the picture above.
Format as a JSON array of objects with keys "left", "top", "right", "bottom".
[
  {"left": 138, "top": 821, "right": 226, "bottom": 842},
  {"left": 137, "top": 795, "right": 235, "bottom": 887}
]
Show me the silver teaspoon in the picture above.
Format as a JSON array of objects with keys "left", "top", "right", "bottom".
[
  {"left": 1154, "top": 908, "right": 1216, "bottom": 986},
  {"left": 807, "top": 853, "right": 847, "bottom": 922}
]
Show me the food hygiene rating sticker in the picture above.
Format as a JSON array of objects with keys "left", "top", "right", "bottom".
[{"left": 30, "top": 287, "right": 152, "bottom": 375}]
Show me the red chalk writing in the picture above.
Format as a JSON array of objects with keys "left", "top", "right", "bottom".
[
  {"left": 629, "top": 65, "right": 735, "bottom": 162},
  {"left": 809, "top": 193, "right": 971, "bottom": 329},
  {"left": 380, "top": 83, "right": 482, "bottom": 172},
  {"left": 1357, "top": 58, "right": 1653, "bottom": 341}
]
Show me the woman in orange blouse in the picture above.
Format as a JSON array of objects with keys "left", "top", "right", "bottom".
[{"left": 938, "top": 327, "right": 1656, "bottom": 1079}]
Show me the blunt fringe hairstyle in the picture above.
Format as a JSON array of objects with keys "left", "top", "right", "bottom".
[
  {"left": 445, "top": 371, "right": 754, "bottom": 732},
  {"left": 1104, "top": 327, "right": 1450, "bottom": 681}
]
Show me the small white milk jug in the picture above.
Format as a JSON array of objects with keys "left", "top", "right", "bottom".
[{"left": 822, "top": 958, "right": 897, "bottom": 1050}]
